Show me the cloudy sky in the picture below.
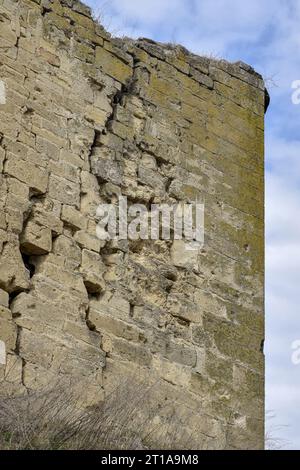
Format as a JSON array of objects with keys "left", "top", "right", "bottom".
[{"left": 86, "top": 0, "right": 300, "bottom": 449}]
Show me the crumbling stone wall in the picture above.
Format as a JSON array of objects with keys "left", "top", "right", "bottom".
[{"left": 0, "top": 0, "right": 265, "bottom": 449}]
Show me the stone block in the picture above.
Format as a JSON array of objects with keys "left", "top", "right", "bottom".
[
  {"left": 91, "top": 156, "right": 122, "bottom": 185},
  {"left": 167, "top": 293, "right": 202, "bottom": 323},
  {"left": 11, "top": 292, "right": 65, "bottom": 330},
  {"left": 0, "top": 306, "right": 17, "bottom": 352},
  {"left": 150, "top": 332, "right": 197, "bottom": 367},
  {"left": 110, "top": 337, "right": 152, "bottom": 366},
  {"left": 152, "top": 356, "right": 191, "bottom": 387},
  {"left": 48, "top": 174, "right": 80, "bottom": 207},
  {"left": 63, "top": 320, "right": 100, "bottom": 349},
  {"left": 33, "top": 258, "right": 88, "bottom": 297},
  {"left": 137, "top": 165, "right": 166, "bottom": 194},
  {"left": 88, "top": 310, "right": 144, "bottom": 343},
  {"left": 95, "top": 46, "right": 132, "bottom": 84},
  {"left": 4, "top": 354, "right": 23, "bottom": 384},
  {"left": 31, "top": 206, "right": 63, "bottom": 236},
  {"left": 20, "top": 220, "right": 52, "bottom": 255},
  {"left": 61, "top": 205, "right": 87, "bottom": 230},
  {"left": 0, "top": 288, "right": 9, "bottom": 308},
  {"left": 74, "top": 230, "right": 102, "bottom": 252},
  {"left": 80, "top": 249, "right": 106, "bottom": 293},
  {"left": 89, "top": 292, "right": 131, "bottom": 320},
  {"left": 52, "top": 235, "right": 81, "bottom": 266},
  {"left": 0, "top": 239, "right": 30, "bottom": 293},
  {"left": 19, "top": 329, "right": 55, "bottom": 369},
  {"left": 171, "top": 240, "right": 199, "bottom": 270},
  {"left": 4, "top": 154, "right": 48, "bottom": 194}
]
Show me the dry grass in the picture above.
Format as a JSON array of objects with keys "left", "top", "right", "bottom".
[
  {"left": 0, "top": 369, "right": 275, "bottom": 450},
  {"left": 0, "top": 375, "right": 201, "bottom": 450}
]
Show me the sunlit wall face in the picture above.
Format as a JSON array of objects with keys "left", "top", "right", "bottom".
[{"left": 86, "top": 0, "right": 300, "bottom": 449}]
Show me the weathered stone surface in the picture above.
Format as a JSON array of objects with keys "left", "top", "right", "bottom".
[
  {"left": 89, "top": 292, "right": 131, "bottom": 321},
  {"left": 48, "top": 175, "right": 80, "bottom": 206},
  {"left": 4, "top": 154, "right": 48, "bottom": 194},
  {"left": 167, "top": 293, "right": 202, "bottom": 323},
  {"left": 80, "top": 249, "right": 106, "bottom": 293},
  {"left": 74, "top": 229, "right": 102, "bottom": 252},
  {"left": 20, "top": 220, "right": 52, "bottom": 255},
  {"left": 171, "top": 239, "right": 199, "bottom": 270},
  {"left": 0, "top": 238, "right": 30, "bottom": 293},
  {"left": 52, "top": 235, "right": 81, "bottom": 268},
  {"left": 61, "top": 205, "right": 87, "bottom": 230},
  {"left": 31, "top": 204, "right": 64, "bottom": 236},
  {"left": 95, "top": 46, "right": 132, "bottom": 84},
  {"left": 0, "top": 0, "right": 265, "bottom": 450},
  {"left": 0, "top": 288, "right": 9, "bottom": 308},
  {"left": 0, "top": 306, "right": 17, "bottom": 352}
]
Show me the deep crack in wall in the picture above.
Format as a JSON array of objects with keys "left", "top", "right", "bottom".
[{"left": 0, "top": 0, "right": 265, "bottom": 449}]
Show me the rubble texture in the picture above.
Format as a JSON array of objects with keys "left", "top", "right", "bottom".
[{"left": 0, "top": 0, "right": 265, "bottom": 449}]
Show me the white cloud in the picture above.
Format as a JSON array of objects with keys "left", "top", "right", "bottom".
[
  {"left": 266, "top": 175, "right": 300, "bottom": 244},
  {"left": 108, "top": 0, "right": 186, "bottom": 24}
]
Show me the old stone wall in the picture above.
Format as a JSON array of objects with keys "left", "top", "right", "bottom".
[{"left": 0, "top": 0, "right": 265, "bottom": 449}]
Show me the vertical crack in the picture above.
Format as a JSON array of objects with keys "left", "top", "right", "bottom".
[{"left": 14, "top": 325, "right": 26, "bottom": 388}]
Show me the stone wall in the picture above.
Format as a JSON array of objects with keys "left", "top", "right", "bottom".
[{"left": 0, "top": 0, "right": 265, "bottom": 449}]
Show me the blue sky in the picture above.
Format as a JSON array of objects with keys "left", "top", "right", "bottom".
[{"left": 86, "top": 0, "right": 300, "bottom": 449}]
